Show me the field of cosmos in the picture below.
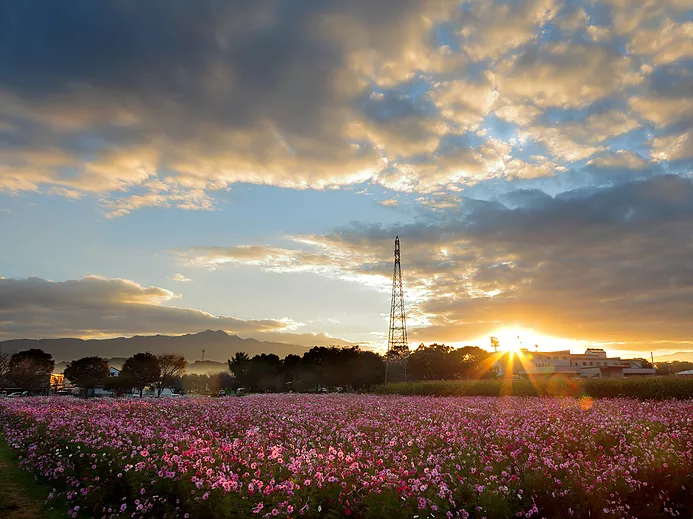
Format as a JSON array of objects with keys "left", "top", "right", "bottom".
[{"left": 1, "top": 395, "right": 692, "bottom": 519}]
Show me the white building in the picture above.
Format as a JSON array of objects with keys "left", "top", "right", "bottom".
[{"left": 497, "top": 348, "right": 656, "bottom": 378}]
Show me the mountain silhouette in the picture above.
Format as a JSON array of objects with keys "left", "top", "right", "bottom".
[{"left": 0, "top": 330, "right": 310, "bottom": 363}]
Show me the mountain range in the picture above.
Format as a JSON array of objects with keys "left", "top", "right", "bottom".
[{"left": 0, "top": 330, "right": 310, "bottom": 364}]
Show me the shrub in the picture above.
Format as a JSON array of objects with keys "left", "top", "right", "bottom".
[{"left": 373, "top": 376, "right": 693, "bottom": 399}]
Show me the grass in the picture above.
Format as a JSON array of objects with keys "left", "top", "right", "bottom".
[
  {"left": 0, "top": 439, "right": 69, "bottom": 519},
  {"left": 373, "top": 376, "right": 693, "bottom": 399}
]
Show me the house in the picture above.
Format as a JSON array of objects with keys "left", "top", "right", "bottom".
[
  {"left": 497, "top": 348, "right": 656, "bottom": 378},
  {"left": 674, "top": 369, "right": 693, "bottom": 376}
]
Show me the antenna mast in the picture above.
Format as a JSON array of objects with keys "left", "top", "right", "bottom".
[{"left": 385, "top": 236, "right": 409, "bottom": 383}]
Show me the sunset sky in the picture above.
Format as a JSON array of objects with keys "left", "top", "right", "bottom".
[{"left": 2, "top": 1, "right": 693, "bottom": 359}]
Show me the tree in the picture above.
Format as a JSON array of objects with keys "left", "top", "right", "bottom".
[
  {"left": 121, "top": 352, "right": 161, "bottom": 396},
  {"left": 228, "top": 352, "right": 252, "bottom": 388},
  {"left": 0, "top": 352, "right": 11, "bottom": 389},
  {"left": 64, "top": 356, "right": 110, "bottom": 396},
  {"left": 448, "top": 346, "right": 492, "bottom": 378},
  {"left": 655, "top": 361, "right": 693, "bottom": 376},
  {"left": 181, "top": 373, "right": 209, "bottom": 394},
  {"left": 247, "top": 354, "right": 282, "bottom": 391},
  {"left": 281, "top": 354, "right": 302, "bottom": 390},
  {"left": 155, "top": 353, "right": 187, "bottom": 396},
  {"left": 104, "top": 372, "right": 134, "bottom": 397},
  {"left": 407, "top": 344, "right": 453, "bottom": 381},
  {"left": 9, "top": 349, "right": 55, "bottom": 392},
  {"left": 347, "top": 350, "right": 385, "bottom": 390}
]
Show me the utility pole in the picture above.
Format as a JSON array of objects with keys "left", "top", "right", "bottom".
[
  {"left": 202, "top": 349, "right": 205, "bottom": 362},
  {"left": 385, "top": 236, "right": 409, "bottom": 383}
]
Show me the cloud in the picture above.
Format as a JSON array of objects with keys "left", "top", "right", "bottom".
[
  {"left": 522, "top": 109, "right": 641, "bottom": 162},
  {"left": 378, "top": 198, "right": 399, "bottom": 207},
  {"left": 503, "top": 157, "right": 556, "bottom": 180},
  {"left": 178, "top": 175, "right": 693, "bottom": 352},
  {"left": 492, "top": 42, "right": 641, "bottom": 109},
  {"left": 457, "top": 0, "right": 560, "bottom": 60},
  {"left": 1, "top": 0, "right": 691, "bottom": 213},
  {"left": 0, "top": 275, "right": 293, "bottom": 340},
  {"left": 0, "top": 0, "right": 456, "bottom": 204},
  {"left": 651, "top": 130, "right": 693, "bottom": 162},
  {"left": 587, "top": 150, "right": 650, "bottom": 170},
  {"left": 172, "top": 273, "right": 193, "bottom": 282},
  {"left": 630, "top": 21, "right": 693, "bottom": 66}
]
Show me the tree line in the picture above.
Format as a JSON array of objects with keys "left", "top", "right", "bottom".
[
  {"left": 0, "top": 349, "right": 186, "bottom": 396},
  {"left": 227, "top": 346, "right": 385, "bottom": 392},
  {"left": 0, "top": 343, "right": 498, "bottom": 396},
  {"left": 11, "top": 343, "right": 680, "bottom": 396}
]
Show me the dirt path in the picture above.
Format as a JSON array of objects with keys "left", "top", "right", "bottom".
[{"left": 0, "top": 441, "right": 60, "bottom": 519}]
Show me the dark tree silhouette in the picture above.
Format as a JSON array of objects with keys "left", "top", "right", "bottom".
[
  {"left": 9, "top": 349, "right": 55, "bottom": 392},
  {"left": 104, "top": 372, "right": 134, "bottom": 396},
  {"left": 0, "top": 352, "right": 11, "bottom": 389},
  {"left": 348, "top": 350, "right": 385, "bottom": 390},
  {"left": 247, "top": 353, "right": 282, "bottom": 391},
  {"left": 155, "top": 353, "right": 187, "bottom": 396},
  {"left": 281, "top": 354, "right": 302, "bottom": 390},
  {"left": 64, "top": 356, "right": 110, "bottom": 396},
  {"left": 408, "top": 344, "right": 453, "bottom": 381},
  {"left": 121, "top": 352, "right": 161, "bottom": 396},
  {"left": 228, "top": 352, "right": 252, "bottom": 388},
  {"left": 448, "top": 346, "right": 492, "bottom": 378}
]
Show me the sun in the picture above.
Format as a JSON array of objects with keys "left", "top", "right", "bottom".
[{"left": 491, "top": 327, "right": 541, "bottom": 353}]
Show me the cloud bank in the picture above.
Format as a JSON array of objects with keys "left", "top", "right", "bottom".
[
  {"left": 0, "top": 0, "right": 691, "bottom": 214},
  {"left": 0, "top": 275, "right": 352, "bottom": 348},
  {"left": 178, "top": 175, "right": 693, "bottom": 352}
]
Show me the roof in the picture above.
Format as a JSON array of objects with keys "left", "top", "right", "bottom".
[{"left": 675, "top": 369, "right": 693, "bottom": 376}]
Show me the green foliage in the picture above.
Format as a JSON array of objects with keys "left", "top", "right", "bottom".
[{"left": 374, "top": 376, "right": 693, "bottom": 399}]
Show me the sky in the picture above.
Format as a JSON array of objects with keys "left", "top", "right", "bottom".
[{"left": 2, "top": 0, "right": 693, "bottom": 359}]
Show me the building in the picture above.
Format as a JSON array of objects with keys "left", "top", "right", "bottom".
[
  {"left": 496, "top": 348, "right": 656, "bottom": 378},
  {"left": 674, "top": 369, "right": 693, "bottom": 377},
  {"left": 50, "top": 373, "right": 65, "bottom": 390}
]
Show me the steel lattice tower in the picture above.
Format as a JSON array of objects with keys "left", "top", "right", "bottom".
[{"left": 385, "top": 236, "right": 409, "bottom": 382}]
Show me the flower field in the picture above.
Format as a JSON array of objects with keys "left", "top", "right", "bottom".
[{"left": 1, "top": 396, "right": 692, "bottom": 519}]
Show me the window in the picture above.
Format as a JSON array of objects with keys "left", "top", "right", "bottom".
[
  {"left": 589, "top": 362, "right": 593, "bottom": 366},
  {"left": 583, "top": 362, "right": 586, "bottom": 366}
]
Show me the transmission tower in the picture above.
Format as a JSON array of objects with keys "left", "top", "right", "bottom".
[{"left": 385, "top": 236, "right": 409, "bottom": 383}]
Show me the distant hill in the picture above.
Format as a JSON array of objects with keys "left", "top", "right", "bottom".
[
  {"left": 654, "top": 351, "right": 693, "bottom": 362},
  {"left": 0, "top": 330, "right": 310, "bottom": 364},
  {"left": 53, "top": 358, "right": 228, "bottom": 375}
]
